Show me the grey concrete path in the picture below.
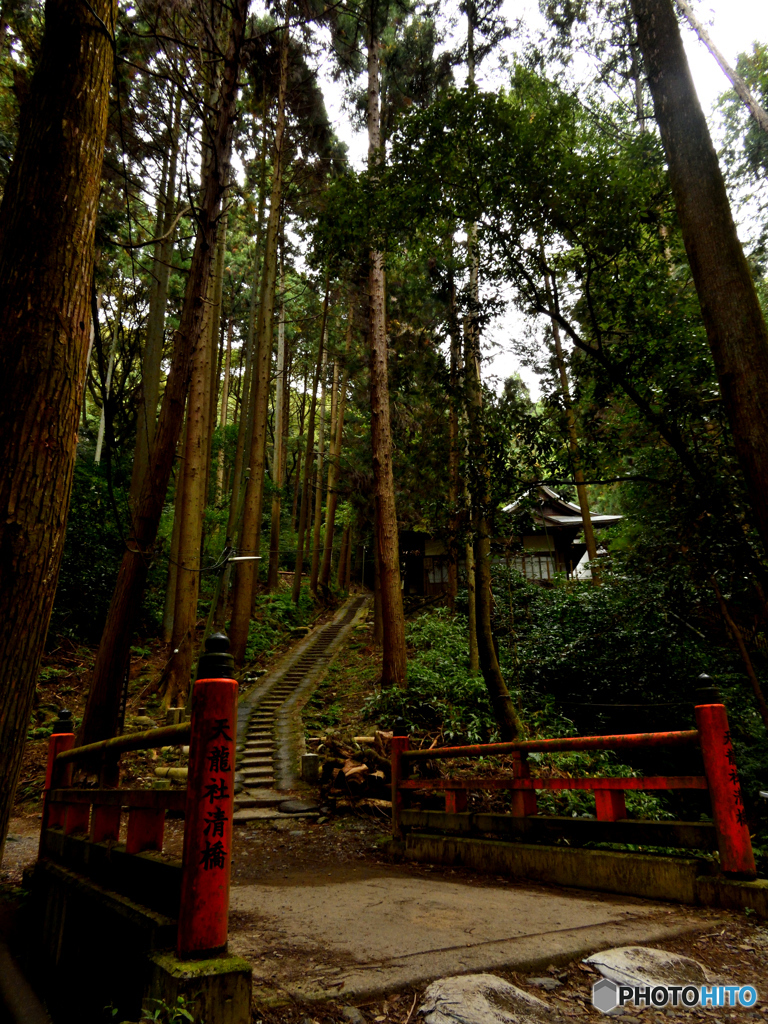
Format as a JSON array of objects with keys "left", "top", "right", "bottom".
[{"left": 228, "top": 866, "right": 716, "bottom": 1005}]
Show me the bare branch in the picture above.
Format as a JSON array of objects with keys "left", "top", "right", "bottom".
[{"left": 676, "top": 0, "right": 768, "bottom": 135}]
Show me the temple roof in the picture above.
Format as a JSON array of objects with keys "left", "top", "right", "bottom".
[{"left": 503, "top": 485, "right": 623, "bottom": 531}]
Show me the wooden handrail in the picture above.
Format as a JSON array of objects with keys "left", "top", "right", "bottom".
[
  {"left": 400, "top": 729, "right": 700, "bottom": 761},
  {"left": 48, "top": 788, "right": 187, "bottom": 811},
  {"left": 54, "top": 722, "right": 190, "bottom": 764}
]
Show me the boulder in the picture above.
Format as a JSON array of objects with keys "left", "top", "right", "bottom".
[
  {"left": 584, "top": 946, "right": 710, "bottom": 988},
  {"left": 419, "top": 974, "right": 554, "bottom": 1024}
]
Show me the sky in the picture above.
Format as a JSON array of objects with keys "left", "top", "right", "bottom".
[{"left": 311, "top": 0, "right": 768, "bottom": 398}]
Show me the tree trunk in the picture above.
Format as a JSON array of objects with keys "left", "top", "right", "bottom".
[
  {"left": 465, "top": 539, "right": 479, "bottom": 670},
  {"left": 320, "top": 326, "right": 351, "bottom": 590},
  {"left": 541, "top": 251, "right": 599, "bottom": 577},
  {"left": 712, "top": 578, "right": 768, "bottom": 731},
  {"left": 130, "top": 87, "right": 182, "bottom": 509},
  {"left": 631, "top": 0, "right": 768, "bottom": 557},
  {"left": 291, "top": 363, "right": 308, "bottom": 533},
  {"left": 447, "top": 262, "right": 460, "bottom": 612},
  {"left": 337, "top": 524, "right": 351, "bottom": 590},
  {"left": 80, "top": 0, "right": 249, "bottom": 746},
  {"left": 95, "top": 282, "right": 121, "bottom": 464},
  {"left": 367, "top": 32, "right": 407, "bottom": 688},
  {"left": 344, "top": 526, "right": 354, "bottom": 589},
  {"left": 221, "top": 106, "right": 269, "bottom": 561},
  {"left": 309, "top": 348, "right": 328, "bottom": 594},
  {"left": 216, "top": 316, "right": 233, "bottom": 502},
  {"left": 229, "top": 24, "right": 289, "bottom": 663},
  {"left": 675, "top": 0, "right": 768, "bottom": 135},
  {"left": 267, "top": 250, "right": 288, "bottom": 590},
  {"left": 463, "top": 82, "right": 520, "bottom": 736},
  {"left": 0, "top": 0, "right": 116, "bottom": 857},
  {"left": 291, "top": 291, "right": 328, "bottom": 604},
  {"left": 163, "top": 256, "right": 216, "bottom": 705},
  {"left": 162, "top": 449, "right": 184, "bottom": 642},
  {"left": 373, "top": 524, "right": 383, "bottom": 646},
  {"left": 205, "top": 208, "right": 228, "bottom": 500}
]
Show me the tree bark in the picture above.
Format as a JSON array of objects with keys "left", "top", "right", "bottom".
[
  {"left": 674, "top": 0, "right": 768, "bottom": 135},
  {"left": 320, "top": 320, "right": 351, "bottom": 590},
  {"left": 267, "top": 250, "right": 288, "bottom": 590},
  {"left": 367, "top": 32, "right": 407, "bottom": 688},
  {"left": 163, "top": 253, "right": 216, "bottom": 705},
  {"left": 0, "top": 0, "right": 116, "bottom": 857},
  {"left": 463, "top": 116, "right": 520, "bottom": 737},
  {"left": 310, "top": 348, "right": 328, "bottom": 593},
  {"left": 541, "top": 251, "right": 599, "bottom": 578},
  {"left": 712, "top": 578, "right": 768, "bottom": 731},
  {"left": 205, "top": 208, "right": 228, "bottom": 497},
  {"left": 216, "top": 316, "right": 233, "bottom": 502},
  {"left": 130, "top": 86, "right": 182, "bottom": 509},
  {"left": 631, "top": 0, "right": 768, "bottom": 557},
  {"left": 337, "top": 524, "right": 351, "bottom": 590},
  {"left": 229, "top": 23, "right": 289, "bottom": 663},
  {"left": 291, "top": 291, "right": 328, "bottom": 603},
  {"left": 162, "top": 443, "right": 185, "bottom": 642},
  {"left": 291, "top": 362, "right": 308, "bottom": 533},
  {"left": 447, "top": 261, "right": 460, "bottom": 613},
  {"left": 80, "top": 0, "right": 249, "bottom": 745},
  {"left": 94, "top": 282, "right": 121, "bottom": 465}
]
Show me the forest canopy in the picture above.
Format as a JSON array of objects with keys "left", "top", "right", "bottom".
[{"left": 1, "top": 0, "right": 768, "bottom": 858}]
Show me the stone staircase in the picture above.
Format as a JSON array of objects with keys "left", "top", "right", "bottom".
[{"left": 233, "top": 595, "right": 368, "bottom": 817}]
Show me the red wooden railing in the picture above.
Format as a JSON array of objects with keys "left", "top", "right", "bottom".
[
  {"left": 39, "top": 633, "right": 237, "bottom": 959},
  {"left": 390, "top": 701, "right": 756, "bottom": 879}
]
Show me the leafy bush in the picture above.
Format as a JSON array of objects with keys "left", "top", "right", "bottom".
[
  {"left": 48, "top": 452, "right": 126, "bottom": 642},
  {"left": 364, "top": 609, "right": 498, "bottom": 742},
  {"left": 242, "top": 587, "right": 314, "bottom": 664}
]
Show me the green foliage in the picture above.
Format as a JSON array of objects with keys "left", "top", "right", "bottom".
[
  {"left": 498, "top": 566, "right": 707, "bottom": 736},
  {"left": 242, "top": 587, "right": 314, "bottom": 664},
  {"left": 139, "top": 995, "right": 201, "bottom": 1023},
  {"left": 48, "top": 449, "right": 126, "bottom": 643},
  {"left": 364, "top": 609, "right": 498, "bottom": 741}
]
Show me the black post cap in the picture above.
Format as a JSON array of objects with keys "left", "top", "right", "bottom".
[
  {"left": 392, "top": 716, "right": 408, "bottom": 737},
  {"left": 696, "top": 673, "right": 722, "bottom": 706},
  {"left": 51, "top": 709, "right": 74, "bottom": 734},
  {"left": 195, "top": 631, "right": 235, "bottom": 682}
]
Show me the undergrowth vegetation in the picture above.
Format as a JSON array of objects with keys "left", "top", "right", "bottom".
[
  {"left": 360, "top": 566, "right": 768, "bottom": 856},
  {"left": 242, "top": 588, "right": 316, "bottom": 665}
]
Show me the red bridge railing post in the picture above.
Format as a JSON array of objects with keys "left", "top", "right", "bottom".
[
  {"left": 695, "top": 701, "right": 756, "bottom": 879},
  {"left": 177, "top": 633, "right": 238, "bottom": 959},
  {"left": 41, "top": 710, "right": 75, "bottom": 841},
  {"left": 391, "top": 719, "right": 409, "bottom": 840}
]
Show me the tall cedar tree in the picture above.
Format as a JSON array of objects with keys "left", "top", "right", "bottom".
[
  {"left": 81, "top": 0, "right": 250, "bottom": 744},
  {"left": 368, "top": 27, "right": 407, "bottom": 687},
  {"left": 0, "top": 0, "right": 116, "bottom": 857},
  {"left": 630, "top": 0, "right": 768, "bottom": 556},
  {"left": 230, "top": 22, "right": 289, "bottom": 664}
]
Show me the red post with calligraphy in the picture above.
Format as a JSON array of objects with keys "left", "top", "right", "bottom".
[
  {"left": 178, "top": 633, "right": 238, "bottom": 959},
  {"left": 695, "top": 702, "right": 757, "bottom": 879}
]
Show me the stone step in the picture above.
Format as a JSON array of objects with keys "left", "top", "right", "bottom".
[
  {"left": 233, "top": 807, "right": 318, "bottom": 823},
  {"left": 241, "top": 759, "right": 274, "bottom": 769},
  {"left": 241, "top": 779, "right": 275, "bottom": 789},
  {"left": 234, "top": 791, "right": 284, "bottom": 808},
  {"left": 243, "top": 767, "right": 275, "bottom": 778}
]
